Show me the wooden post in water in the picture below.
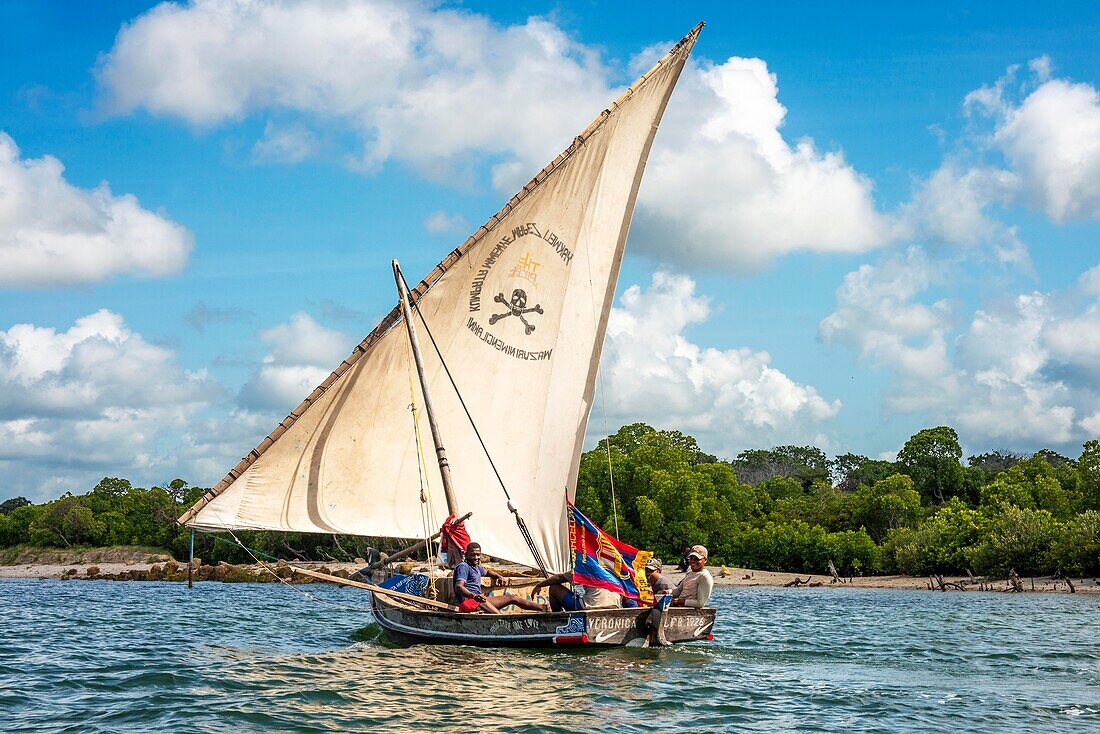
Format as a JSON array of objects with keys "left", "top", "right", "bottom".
[
  {"left": 393, "top": 260, "right": 464, "bottom": 564},
  {"left": 187, "top": 529, "right": 194, "bottom": 589}
]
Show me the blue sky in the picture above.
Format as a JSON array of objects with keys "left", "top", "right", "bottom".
[{"left": 1, "top": 1, "right": 1098, "bottom": 502}]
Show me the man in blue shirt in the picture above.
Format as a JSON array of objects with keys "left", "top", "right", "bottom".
[{"left": 453, "top": 542, "right": 547, "bottom": 614}]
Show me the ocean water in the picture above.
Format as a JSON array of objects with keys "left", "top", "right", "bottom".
[{"left": 0, "top": 580, "right": 1097, "bottom": 733}]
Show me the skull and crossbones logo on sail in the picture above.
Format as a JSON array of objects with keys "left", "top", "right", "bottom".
[{"left": 488, "top": 288, "right": 544, "bottom": 334}]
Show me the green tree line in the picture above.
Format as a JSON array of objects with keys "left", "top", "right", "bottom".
[
  {"left": 2, "top": 423, "right": 1099, "bottom": 577},
  {"left": 0, "top": 478, "right": 389, "bottom": 566},
  {"left": 574, "top": 424, "right": 1100, "bottom": 577}
]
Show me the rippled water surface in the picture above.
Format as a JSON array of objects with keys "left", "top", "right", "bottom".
[{"left": 1, "top": 580, "right": 1097, "bottom": 733}]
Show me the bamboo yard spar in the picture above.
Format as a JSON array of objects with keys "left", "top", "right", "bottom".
[{"left": 180, "top": 23, "right": 704, "bottom": 579}]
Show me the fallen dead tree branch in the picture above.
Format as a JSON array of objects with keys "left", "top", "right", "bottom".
[
  {"left": 784, "top": 576, "right": 813, "bottom": 587},
  {"left": 929, "top": 574, "right": 967, "bottom": 591}
]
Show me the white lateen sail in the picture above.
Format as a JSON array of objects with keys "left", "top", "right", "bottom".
[{"left": 180, "top": 24, "right": 703, "bottom": 572}]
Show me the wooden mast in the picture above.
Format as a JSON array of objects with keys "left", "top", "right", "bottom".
[{"left": 393, "top": 260, "right": 464, "bottom": 564}]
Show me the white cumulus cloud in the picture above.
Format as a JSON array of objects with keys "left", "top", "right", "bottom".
[
  {"left": 97, "top": 2, "right": 893, "bottom": 271},
  {"left": 251, "top": 120, "right": 319, "bottom": 163},
  {"left": 0, "top": 310, "right": 213, "bottom": 419},
  {"left": 634, "top": 56, "right": 895, "bottom": 270},
  {"left": 965, "top": 61, "right": 1100, "bottom": 221},
  {"left": 600, "top": 271, "right": 840, "bottom": 456},
  {"left": 900, "top": 163, "right": 1024, "bottom": 262},
  {"left": 0, "top": 132, "right": 192, "bottom": 288},
  {"left": 818, "top": 248, "right": 952, "bottom": 396},
  {"left": 0, "top": 311, "right": 217, "bottom": 500},
  {"left": 422, "top": 210, "right": 469, "bottom": 235},
  {"left": 1042, "top": 264, "right": 1100, "bottom": 368},
  {"left": 238, "top": 311, "right": 354, "bottom": 411},
  {"left": 175, "top": 407, "right": 278, "bottom": 489},
  {"left": 820, "top": 251, "right": 1100, "bottom": 448},
  {"left": 96, "top": 0, "right": 611, "bottom": 183},
  {"left": 891, "top": 60, "right": 1100, "bottom": 269}
]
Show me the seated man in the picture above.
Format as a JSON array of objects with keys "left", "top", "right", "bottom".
[
  {"left": 676, "top": 546, "right": 691, "bottom": 572},
  {"left": 645, "top": 557, "right": 676, "bottom": 598},
  {"left": 662, "top": 544, "right": 713, "bottom": 608},
  {"left": 453, "top": 542, "right": 547, "bottom": 614},
  {"left": 532, "top": 572, "right": 622, "bottom": 612},
  {"left": 619, "top": 558, "right": 673, "bottom": 609}
]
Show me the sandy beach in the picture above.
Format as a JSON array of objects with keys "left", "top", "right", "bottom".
[
  {"left": 1, "top": 558, "right": 1095, "bottom": 594},
  {"left": 700, "top": 565, "right": 1099, "bottom": 594}
]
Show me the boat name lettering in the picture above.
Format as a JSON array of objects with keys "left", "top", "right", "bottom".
[
  {"left": 466, "top": 318, "right": 553, "bottom": 361},
  {"left": 586, "top": 616, "right": 638, "bottom": 631},
  {"left": 489, "top": 618, "right": 541, "bottom": 635},
  {"left": 670, "top": 615, "right": 710, "bottom": 628}
]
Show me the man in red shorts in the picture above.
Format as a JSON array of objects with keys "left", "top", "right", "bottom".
[{"left": 453, "top": 542, "right": 547, "bottom": 614}]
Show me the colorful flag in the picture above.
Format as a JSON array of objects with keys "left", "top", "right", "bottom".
[{"left": 567, "top": 502, "right": 654, "bottom": 604}]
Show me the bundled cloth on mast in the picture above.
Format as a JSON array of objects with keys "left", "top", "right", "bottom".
[
  {"left": 568, "top": 502, "right": 653, "bottom": 604},
  {"left": 439, "top": 514, "right": 471, "bottom": 554}
]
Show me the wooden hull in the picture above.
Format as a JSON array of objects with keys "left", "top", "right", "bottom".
[{"left": 369, "top": 592, "right": 716, "bottom": 648}]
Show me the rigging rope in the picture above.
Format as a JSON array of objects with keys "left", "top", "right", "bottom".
[
  {"left": 199, "top": 526, "right": 376, "bottom": 614},
  {"left": 577, "top": 204, "right": 620, "bottom": 539},
  {"left": 402, "top": 320, "right": 440, "bottom": 598},
  {"left": 603, "top": 427, "right": 620, "bottom": 538},
  {"left": 397, "top": 270, "right": 549, "bottom": 578}
]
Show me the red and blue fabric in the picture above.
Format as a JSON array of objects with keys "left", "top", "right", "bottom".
[
  {"left": 567, "top": 502, "right": 654, "bottom": 604},
  {"left": 440, "top": 514, "right": 471, "bottom": 553}
]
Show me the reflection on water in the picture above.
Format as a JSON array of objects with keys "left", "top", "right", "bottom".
[
  {"left": 0, "top": 579, "right": 1097, "bottom": 733},
  {"left": 203, "top": 625, "right": 708, "bottom": 732}
]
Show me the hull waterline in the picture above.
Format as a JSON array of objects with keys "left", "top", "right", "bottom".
[{"left": 369, "top": 592, "right": 716, "bottom": 648}]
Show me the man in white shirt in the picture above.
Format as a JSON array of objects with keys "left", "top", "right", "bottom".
[{"left": 666, "top": 544, "right": 713, "bottom": 608}]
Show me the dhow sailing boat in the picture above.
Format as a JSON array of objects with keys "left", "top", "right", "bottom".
[{"left": 179, "top": 23, "right": 715, "bottom": 647}]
